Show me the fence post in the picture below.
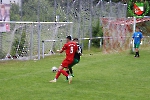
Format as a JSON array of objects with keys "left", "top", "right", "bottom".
[
  {"left": 42, "top": 40, "right": 44, "bottom": 59},
  {"left": 37, "top": 0, "right": 41, "bottom": 60},
  {"left": 88, "top": 39, "right": 91, "bottom": 50},
  {"left": 30, "top": 23, "right": 33, "bottom": 60},
  {"left": 132, "top": 17, "right": 136, "bottom": 52},
  {"left": 100, "top": 37, "right": 102, "bottom": 48}
]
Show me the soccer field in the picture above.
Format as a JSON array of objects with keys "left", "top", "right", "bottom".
[{"left": 0, "top": 48, "right": 150, "bottom": 100}]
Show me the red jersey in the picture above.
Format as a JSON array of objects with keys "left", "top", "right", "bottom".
[{"left": 62, "top": 41, "right": 77, "bottom": 61}]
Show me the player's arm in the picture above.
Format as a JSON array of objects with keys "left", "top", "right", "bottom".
[
  {"left": 57, "top": 44, "right": 66, "bottom": 53},
  {"left": 74, "top": 44, "right": 78, "bottom": 54},
  {"left": 56, "top": 49, "right": 64, "bottom": 53},
  {"left": 140, "top": 38, "right": 143, "bottom": 43},
  {"left": 132, "top": 33, "right": 135, "bottom": 41},
  {"left": 59, "top": 49, "right": 64, "bottom": 53},
  {"left": 78, "top": 46, "right": 82, "bottom": 56}
]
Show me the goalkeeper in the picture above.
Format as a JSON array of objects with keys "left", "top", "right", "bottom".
[
  {"left": 66, "top": 38, "right": 82, "bottom": 79},
  {"left": 132, "top": 27, "right": 143, "bottom": 57}
]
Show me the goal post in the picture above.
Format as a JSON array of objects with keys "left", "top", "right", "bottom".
[{"left": 0, "top": 21, "right": 73, "bottom": 60}]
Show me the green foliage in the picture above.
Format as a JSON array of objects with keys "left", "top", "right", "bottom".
[
  {"left": 10, "top": 0, "right": 54, "bottom": 21},
  {"left": 11, "top": 38, "right": 19, "bottom": 56},
  {"left": 10, "top": 31, "right": 26, "bottom": 57},
  {"left": 130, "top": 48, "right": 135, "bottom": 54},
  {"left": 82, "top": 39, "right": 89, "bottom": 49},
  {"left": 92, "top": 20, "right": 103, "bottom": 48},
  {"left": 0, "top": 50, "right": 5, "bottom": 59},
  {"left": 136, "top": 21, "right": 150, "bottom": 36},
  {"left": 10, "top": 3, "right": 20, "bottom": 21}
]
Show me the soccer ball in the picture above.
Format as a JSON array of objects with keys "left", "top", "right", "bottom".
[{"left": 51, "top": 66, "right": 58, "bottom": 72}]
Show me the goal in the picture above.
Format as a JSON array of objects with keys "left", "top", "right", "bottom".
[
  {"left": 0, "top": 21, "right": 73, "bottom": 60},
  {"left": 101, "top": 17, "right": 150, "bottom": 53}
]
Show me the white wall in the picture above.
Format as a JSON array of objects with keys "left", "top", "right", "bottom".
[{"left": 1, "top": 0, "right": 21, "bottom": 5}]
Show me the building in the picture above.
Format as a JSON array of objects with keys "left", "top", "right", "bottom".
[{"left": 1, "top": 0, "right": 21, "bottom": 6}]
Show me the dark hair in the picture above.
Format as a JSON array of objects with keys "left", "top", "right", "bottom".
[
  {"left": 66, "top": 35, "right": 72, "bottom": 40},
  {"left": 136, "top": 27, "right": 140, "bottom": 29},
  {"left": 73, "top": 38, "right": 78, "bottom": 41}
]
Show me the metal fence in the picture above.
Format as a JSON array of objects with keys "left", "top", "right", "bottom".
[{"left": 42, "top": 36, "right": 150, "bottom": 58}]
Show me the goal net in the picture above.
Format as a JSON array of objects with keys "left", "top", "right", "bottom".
[
  {"left": 0, "top": 21, "right": 73, "bottom": 60},
  {"left": 98, "top": 1, "right": 150, "bottom": 53},
  {"left": 101, "top": 17, "right": 150, "bottom": 53},
  {"left": 101, "top": 17, "right": 132, "bottom": 53}
]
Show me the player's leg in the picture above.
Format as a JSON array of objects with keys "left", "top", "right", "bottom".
[
  {"left": 134, "top": 44, "right": 137, "bottom": 57},
  {"left": 134, "top": 44, "right": 136, "bottom": 57},
  {"left": 62, "top": 59, "right": 74, "bottom": 83},
  {"left": 65, "top": 59, "right": 76, "bottom": 80},
  {"left": 49, "top": 65, "right": 64, "bottom": 82},
  {"left": 56, "top": 66, "right": 69, "bottom": 78},
  {"left": 50, "top": 65, "right": 72, "bottom": 83},
  {"left": 65, "top": 68, "right": 70, "bottom": 80},
  {"left": 59, "top": 67, "right": 72, "bottom": 84},
  {"left": 69, "top": 59, "right": 79, "bottom": 77},
  {"left": 134, "top": 44, "right": 140, "bottom": 57},
  {"left": 136, "top": 44, "right": 140, "bottom": 57},
  {"left": 50, "top": 59, "right": 73, "bottom": 84}
]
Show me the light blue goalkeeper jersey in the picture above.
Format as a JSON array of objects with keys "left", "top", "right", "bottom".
[{"left": 132, "top": 31, "right": 143, "bottom": 44}]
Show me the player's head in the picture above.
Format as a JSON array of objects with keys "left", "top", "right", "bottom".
[
  {"left": 73, "top": 38, "right": 79, "bottom": 43},
  {"left": 136, "top": 27, "right": 140, "bottom": 32},
  {"left": 66, "top": 35, "right": 72, "bottom": 43}
]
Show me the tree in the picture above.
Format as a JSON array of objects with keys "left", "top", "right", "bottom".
[
  {"left": 92, "top": 19, "right": 103, "bottom": 48},
  {"left": 10, "top": 3, "right": 20, "bottom": 21},
  {"left": 11, "top": 30, "right": 27, "bottom": 58},
  {"left": 10, "top": 0, "right": 54, "bottom": 21}
]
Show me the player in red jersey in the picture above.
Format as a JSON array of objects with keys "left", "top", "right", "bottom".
[{"left": 49, "top": 36, "right": 77, "bottom": 84}]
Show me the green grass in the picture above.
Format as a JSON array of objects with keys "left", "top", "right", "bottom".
[{"left": 0, "top": 47, "right": 150, "bottom": 100}]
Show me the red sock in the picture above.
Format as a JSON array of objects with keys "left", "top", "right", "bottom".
[
  {"left": 60, "top": 69, "right": 68, "bottom": 77},
  {"left": 55, "top": 69, "right": 69, "bottom": 79},
  {"left": 55, "top": 70, "right": 61, "bottom": 79}
]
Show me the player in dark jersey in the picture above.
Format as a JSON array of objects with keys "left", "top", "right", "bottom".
[
  {"left": 132, "top": 27, "right": 143, "bottom": 57},
  {"left": 66, "top": 38, "right": 82, "bottom": 80},
  {"left": 50, "top": 36, "right": 77, "bottom": 84}
]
